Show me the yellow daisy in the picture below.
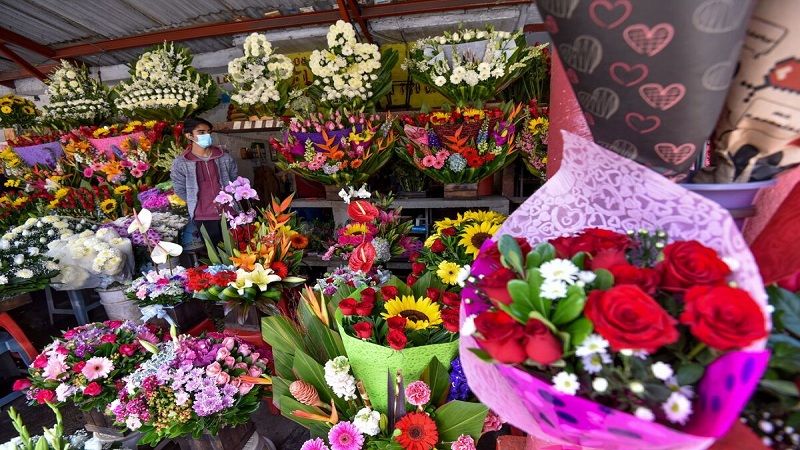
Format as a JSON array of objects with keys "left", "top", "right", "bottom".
[
  {"left": 381, "top": 295, "right": 443, "bottom": 331},
  {"left": 459, "top": 221, "right": 501, "bottom": 257},
  {"left": 100, "top": 199, "right": 117, "bottom": 214},
  {"left": 0, "top": 106, "right": 11, "bottom": 114},
  {"left": 436, "top": 261, "right": 461, "bottom": 285}
]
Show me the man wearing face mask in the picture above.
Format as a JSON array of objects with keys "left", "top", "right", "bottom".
[{"left": 171, "top": 117, "right": 239, "bottom": 247}]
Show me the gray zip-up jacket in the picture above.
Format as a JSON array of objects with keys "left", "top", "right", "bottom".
[{"left": 171, "top": 146, "right": 239, "bottom": 219}]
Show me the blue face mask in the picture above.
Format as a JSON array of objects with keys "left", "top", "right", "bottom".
[{"left": 196, "top": 134, "right": 213, "bottom": 148}]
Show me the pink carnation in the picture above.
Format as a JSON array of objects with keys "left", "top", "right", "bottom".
[
  {"left": 451, "top": 435, "right": 476, "bottom": 450},
  {"left": 482, "top": 410, "right": 504, "bottom": 433},
  {"left": 404, "top": 380, "right": 431, "bottom": 407}
]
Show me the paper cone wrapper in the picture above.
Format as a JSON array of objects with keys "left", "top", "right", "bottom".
[
  {"left": 13, "top": 141, "right": 63, "bottom": 167},
  {"left": 89, "top": 132, "right": 144, "bottom": 158},
  {"left": 459, "top": 131, "right": 770, "bottom": 449}
]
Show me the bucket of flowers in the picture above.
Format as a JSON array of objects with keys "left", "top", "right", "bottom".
[
  {"left": 40, "top": 60, "right": 112, "bottom": 130},
  {"left": 322, "top": 187, "right": 420, "bottom": 273},
  {"left": 315, "top": 266, "right": 393, "bottom": 298},
  {"left": 411, "top": 210, "right": 506, "bottom": 289},
  {"left": 18, "top": 320, "right": 163, "bottom": 427},
  {"left": 186, "top": 178, "right": 306, "bottom": 326},
  {"left": 397, "top": 104, "right": 523, "bottom": 198},
  {"left": 228, "top": 33, "right": 294, "bottom": 118},
  {"left": 127, "top": 265, "right": 207, "bottom": 331},
  {"left": 458, "top": 133, "right": 772, "bottom": 449},
  {"left": 108, "top": 331, "right": 272, "bottom": 447},
  {"left": 517, "top": 100, "right": 549, "bottom": 182},
  {"left": 271, "top": 111, "right": 396, "bottom": 193},
  {"left": 6, "top": 132, "right": 64, "bottom": 169},
  {"left": 262, "top": 286, "right": 489, "bottom": 450},
  {"left": 0, "top": 94, "right": 38, "bottom": 131}
]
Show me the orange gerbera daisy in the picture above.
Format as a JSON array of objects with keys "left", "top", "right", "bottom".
[
  {"left": 290, "top": 234, "right": 309, "bottom": 249},
  {"left": 395, "top": 412, "right": 439, "bottom": 450}
]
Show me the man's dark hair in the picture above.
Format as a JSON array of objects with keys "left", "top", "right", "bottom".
[{"left": 183, "top": 117, "right": 213, "bottom": 134}]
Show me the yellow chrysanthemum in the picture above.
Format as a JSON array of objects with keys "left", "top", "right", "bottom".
[
  {"left": 0, "top": 106, "right": 11, "bottom": 114},
  {"left": 54, "top": 188, "right": 70, "bottom": 199},
  {"left": 459, "top": 221, "right": 501, "bottom": 257},
  {"left": 113, "top": 185, "right": 132, "bottom": 195},
  {"left": 381, "top": 295, "right": 443, "bottom": 331},
  {"left": 528, "top": 117, "right": 549, "bottom": 135},
  {"left": 436, "top": 261, "right": 461, "bottom": 285},
  {"left": 100, "top": 199, "right": 117, "bottom": 214},
  {"left": 168, "top": 194, "right": 186, "bottom": 207}
]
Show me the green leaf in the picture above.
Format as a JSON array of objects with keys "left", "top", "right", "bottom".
[
  {"left": 299, "top": 299, "right": 345, "bottom": 362},
  {"left": 434, "top": 401, "right": 489, "bottom": 441},
  {"left": 563, "top": 318, "right": 593, "bottom": 348},
  {"left": 293, "top": 350, "right": 349, "bottom": 413},
  {"left": 507, "top": 279, "right": 530, "bottom": 306},
  {"left": 261, "top": 316, "right": 303, "bottom": 354},
  {"left": 593, "top": 269, "right": 614, "bottom": 290},
  {"left": 551, "top": 286, "right": 586, "bottom": 326},
  {"left": 768, "top": 286, "right": 800, "bottom": 336},
  {"left": 526, "top": 251, "right": 542, "bottom": 270},
  {"left": 273, "top": 350, "right": 295, "bottom": 379},
  {"left": 498, "top": 235, "right": 524, "bottom": 274},
  {"left": 421, "top": 357, "right": 450, "bottom": 406},
  {"left": 535, "top": 243, "right": 556, "bottom": 263},
  {"left": 467, "top": 348, "right": 494, "bottom": 362},
  {"left": 571, "top": 252, "right": 586, "bottom": 269},
  {"left": 271, "top": 377, "right": 291, "bottom": 409},
  {"left": 759, "top": 379, "right": 800, "bottom": 398},
  {"left": 199, "top": 224, "right": 221, "bottom": 265},
  {"left": 676, "top": 363, "right": 705, "bottom": 385}
]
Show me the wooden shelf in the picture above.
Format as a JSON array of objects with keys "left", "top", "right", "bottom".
[{"left": 214, "top": 118, "right": 282, "bottom": 133}]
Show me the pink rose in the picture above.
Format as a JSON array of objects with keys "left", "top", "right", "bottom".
[
  {"left": 222, "top": 337, "right": 236, "bottom": 351},
  {"left": 238, "top": 382, "right": 254, "bottom": 395},
  {"left": 248, "top": 367, "right": 263, "bottom": 378},
  {"left": 230, "top": 378, "right": 242, "bottom": 388},
  {"left": 224, "top": 356, "right": 236, "bottom": 367},
  {"left": 239, "top": 344, "right": 251, "bottom": 357},
  {"left": 216, "top": 347, "right": 231, "bottom": 361},
  {"left": 206, "top": 362, "right": 222, "bottom": 377},
  {"left": 250, "top": 353, "right": 260, "bottom": 362},
  {"left": 235, "top": 362, "right": 249, "bottom": 370},
  {"left": 216, "top": 372, "right": 231, "bottom": 385}
]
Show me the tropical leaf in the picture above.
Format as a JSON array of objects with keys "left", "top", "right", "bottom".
[{"left": 434, "top": 401, "right": 488, "bottom": 441}]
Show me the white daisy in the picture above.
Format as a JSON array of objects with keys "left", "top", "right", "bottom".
[
  {"left": 577, "top": 271, "right": 597, "bottom": 284},
  {"left": 540, "top": 279, "right": 567, "bottom": 300},
  {"left": 651, "top": 362, "right": 674, "bottom": 381},
  {"left": 575, "top": 334, "right": 609, "bottom": 357},
  {"left": 634, "top": 407, "right": 655, "bottom": 422},
  {"left": 662, "top": 392, "right": 692, "bottom": 424},
  {"left": 592, "top": 377, "right": 608, "bottom": 393},
  {"left": 552, "top": 371, "right": 580, "bottom": 395},
  {"left": 539, "top": 259, "right": 579, "bottom": 283},
  {"left": 581, "top": 353, "right": 609, "bottom": 374}
]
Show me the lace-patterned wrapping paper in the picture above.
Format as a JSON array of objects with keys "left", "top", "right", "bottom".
[{"left": 459, "top": 131, "right": 770, "bottom": 449}]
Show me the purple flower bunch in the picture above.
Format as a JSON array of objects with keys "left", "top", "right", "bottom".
[{"left": 214, "top": 177, "right": 259, "bottom": 229}]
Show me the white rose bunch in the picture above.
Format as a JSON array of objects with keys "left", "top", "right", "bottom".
[{"left": 227, "top": 33, "right": 294, "bottom": 116}]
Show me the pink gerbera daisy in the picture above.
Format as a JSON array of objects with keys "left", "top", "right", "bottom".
[
  {"left": 328, "top": 421, "right": 364, "bottom": 450},
  {"left": 82, "top": 356, "right": 114, "bottom": 381},
  {"left": 300, "top": 438, "right": 330, "bottom": 450},
  {"left": 421, "top": 155, "right": 437, "bottom": 168}
]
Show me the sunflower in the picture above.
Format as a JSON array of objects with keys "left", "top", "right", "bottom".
[
  {"left": 113, "top": 185, "right": 132, "bottom": 195},
  {"left": 0, "top": 97, "right": 11, "bottom": 106},
  {"left": 528, "top": 116, "right": 549, "bottom": 135},
  {"left": 395, "top": 412, "right": 439, "bottom": 450},
  {"left": 436, "top": 261, "right": 460, "bottom": 285},
  {"left": 0, "top": 106, "right": 11, "bottom": 114},
  {"left": 460, "top": 210, "right": 505, "bottom": 224},
  {"left": 461, "top": 108, "right": 485, "bottom": 122},
  {"left": 99, "top": 199, "right": 117, "bottom": 214},
  {"left": 433, "top": 217, "right": 461, "bottom": 231},
  {"left": 290, "top": 233, "right": 309, "bottom": 249},
  {"left": 382, "top": 295, "right": 442, "bottom": 331},
  {"left": 22, "top": 106, "right": 35, "bottom": 115},
  {"left": 343, "top": 223, "right": 368, "bottom": 236},
  {"left": 459, "top": 221, "right": 501, "bottom": 257},
  {"left": 429, "top": 111, "right": 450, "bottom": 125}
]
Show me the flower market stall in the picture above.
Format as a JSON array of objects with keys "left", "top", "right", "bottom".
[{"left": 0, "top": 1, "right": 798, "bottom": 450}]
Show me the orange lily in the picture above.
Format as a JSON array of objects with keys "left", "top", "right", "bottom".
[{"left": 230, "top": 252, "right": 257, "bottom": 271}]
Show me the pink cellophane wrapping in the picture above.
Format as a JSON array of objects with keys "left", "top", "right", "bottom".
[
  {"left": 88, "top": 132, "right": 144, "bottom": 158},
  {"left": 459, "top": 131, "right": 770, "bottom": 450}
]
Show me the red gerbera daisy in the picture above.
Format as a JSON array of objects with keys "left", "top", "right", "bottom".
[
  {"left": 270, "top": 261, "right": 289, "bottom": 278},
  {"left": 395, "top": 412, "right": 439, "bottom": 450}
]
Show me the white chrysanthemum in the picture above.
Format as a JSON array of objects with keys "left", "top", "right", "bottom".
[
  {"left": 662, "top": 392, "right": 692, "bottom": 424},
  {"left": 552, "top": 371, "right": 580, "bottom": 396},
  {"left": 651, "top": 362, "right": 674, "bottom": 381},
  {"left": 575, "top": 334, "right": 609, "bottom": 357},
  {"left": 353, "top": 407, "right": 381, "bottom": 436},
  {"left": 15, "top": 269, "right": 34, "bottom": 279},
  {"left": 540, "top": 279, "right": 567, "bottom": 300},
  {"left": 591, "top": 377, "right": 608, "bottom": 393},
  {"left": 539, "top": 259, "right": 580, "bottom": 283}
]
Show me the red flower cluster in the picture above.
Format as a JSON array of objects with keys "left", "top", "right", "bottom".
[
  {"left": 185, "top": 266, "right": 237, "bottom": 292},
  {"left": 426, "top": 288, "right": 461, "bottom": 333},
  {"left": 474, "top": 311, "right": 562, "bottom": 365}
]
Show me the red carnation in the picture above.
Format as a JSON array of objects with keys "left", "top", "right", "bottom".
[
  {"left": 352, "top": 321, "right": 374, "bottom": 339},
  {"left": 12, "top": 379, "right": 31, "bottom": 391},
  {"left": 380, "top": 286, "right": 399, "bottom": 300},
  {"left": 430, "top": 239, "right": 446, "bottom": 254},
  {"left": 33, "top": 354, "right": 48, "bottom": 369},
  {"left": 386, "top": 316, "right": 407, "bottom": 330},
  {"left": 387, "top": 329, "right": 408, "bottom": 350},
  {"left": 35, "top": 389, "right": 55, "bottom": 404},
  {"left": 270, "top": 261, "right": 289, "bottom": 279},
  {"left": 339, "top": 298, "right": 357, "bottom": 316},
  {"left": 83, "top": 382, "right": 102, "bottom": 397}
]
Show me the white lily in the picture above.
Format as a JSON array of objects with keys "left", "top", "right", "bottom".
[
  {"left": 229, "top": 269, "right": 254, "bottom": 295},
  {"left": 247, "top": 263, "right": 282, "bottom": 291}
]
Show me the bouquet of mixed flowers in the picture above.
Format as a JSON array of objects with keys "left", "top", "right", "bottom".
[
  {"left": 109, "top": 332, "right": 271, "bottom": 443},
  {"left": 413, "top": 210, "right": 506, "bottom": 288},
  {"left": 315, "top": 266, "right": 392, "bottom": 297},
  {"left": 46, "top": 185, "right": 133, "bottom": 221},
  {"left": 0, "top": 146, "right": 29, "bottom": 180},
  {"left": 41, "top": 60, "right": 112, "bottom": 130},
  {"left": 136, "top": 181, "right": 187, "bottom": 212},
  {"left": 405, "top": 27, "right": 543, "bottom": 107},
  {"left": 126, "top": 266, "right": 189, "bottom": 308},
  {"left": 398, "top": 104, "right": 522, "bottom": 185},
  {"left": 272, "top": 111, "right": 396, "bottom": 187},
  {"left": 46, "top": 228, "right": 134, "bottom": 291},
  {"left": 307, "top": 20, "right": 398, "bottom": 112},
  {"left": 228, "top": 33, "right": 294, "bottom": 117},
  {"left": 323, "top": 189, "right": 419, "bottom": 272},
  {"left": 517, "top": 100, "right": 549, "bottom": 181},
  {"left": 501, "top": 43, "right": 551, "bottom": 105},
  {"left": 0, "top": 94, "right": 38, "bottom": 129},
  {"left": 18, "top": 320, "right": 163, "bottom": 412},
  {"left": 263, "top": 286, "right": 489, "bottom": 450},
  {"left": 113, "top": 42, "right": 219, "bottom": 121}
]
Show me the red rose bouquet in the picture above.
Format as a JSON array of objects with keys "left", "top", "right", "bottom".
[{"left": 19, "top": 321, "right": 163, "bottom": 413}]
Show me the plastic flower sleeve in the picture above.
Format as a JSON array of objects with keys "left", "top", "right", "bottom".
[
  {"left": 13, "top": 141, "right": 63, "bottom": 168},
  {"left": 89, "top": 132, "right": 144, "bottom": 158},
  {"left": 459, "top": 131, "right": 770, "bottom": 449}
]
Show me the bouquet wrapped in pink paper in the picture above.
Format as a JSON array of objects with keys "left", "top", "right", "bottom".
[{"left": 459, "top": 131, "right": 771, "bottom": 450}]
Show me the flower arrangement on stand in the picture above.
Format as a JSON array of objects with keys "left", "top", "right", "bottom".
[
  {"left": 0, "top": 94, "right": 38, "bottom": 129},
  {"left": 271, "top": 112, "right": 396, "bottom": 189},
  {"left": 323, "top": 188, "right": 419, "bottom": 272},
  {"left": 19, "top": 320, "right": 163, "bottom": 413},
  {"left": 517, "top": 101, "right": 549, "bottom": 181},
  {"left": 127, "top": 266, "right": 189, "bottom": 308},
  {"left": 262, "top": 283, "right": 489, "bottom": 450},
  {"left": 397, "top": 104, "right": 523, "bottom": 188},
  {"left": 40, "top": 60, "right": 112, "bottom": 130},
  {"left": 109, "top": 332, "right": 271, "bottom": 444},
  {"left": 113, "top": 42, "right": 219, "bottom": 121},
  {"left": 306, "top": 20, "right": 398, "bottom": 112},
  {"left": 405, "top": 27, "right": 544, "bottom": 107},
  {"left": 228, "top": 33, "right": 294, "bottom": 117},
  {"left": 412, "top": 210, "right": 506, "bottom": 289}
]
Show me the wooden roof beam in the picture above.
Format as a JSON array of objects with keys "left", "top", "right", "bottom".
[
  {"left": 0, "top": 44, "right": 46, "bottom": 80},
  {"left": 0, "top": 26, "right": 55, "bottom": 58}
]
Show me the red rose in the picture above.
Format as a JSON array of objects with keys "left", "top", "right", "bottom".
[
  {"left": 73, "top": 361, "right": 86, "bottom": 373},
  {"left": 349, "top": 242, "right": 377, "bottom": 273},
  {"left": 474, "top": 310, "right": 527, "bottom": 364},
  {"left": 119, "top": 344, "right": 137, "bottom": 357},
  {"left": 100, "top": 333, "right": 117, "bottom": 344},
  {"left": 441, "top": 227, "right": 457, "bottom": 237},
  {"left": 386, "top": 316, "right": 407, "bottom": 330},
  {"left": 339, "top": 298, "right": 357, "bottom": 316},
  {"left": 585, "top": 285, "right": 679, "bottom": 353},
  {"left": 441, "top": 307, "right": 459, "bottom": 333},
  {"left": 352, "top": 321, "right": 374, "bottom": 339},
  {"left": 481, "top": 238, "right": 532, "bottom": 271},
  {"left": 475, "top": 267, "right": 518, "bottom": 306},
  {"left": 35, "top": 389, "right": 55, "bottom": 404},
  {"left": 659, "top": 241, "right": 731, "bottom": 291},
  {"left": 411, "top": 262, "right": 426, "bottom": 275},
  {"left": 609, "top": 264, "right": 661, "bottom": 295},
  {"left": 104, "top": 320, "right": 123, "bottom": 329},
  {"left": 348, "top": 200, "right": 380, "bottom": 223},
  {"left": 12, "top": 379, "right": 31, "bottom": 391},
  {"left": 523, "top": 319, "right": 563, "bottom": 365},
  {"left": 441, "top": 292, "right": 460, "bottom": 307},
  {"left": 355, "top": 300, "right": 374, "bottom": 316},
  {"left": 406, "top": 274, "right": 418, "bottom": 286},
  {"left": 590, "top": 249, "right": 629, "bottom": 271},
  {"left": 430, "top": 239, "right": 446, "bottom": 253},
  {"left": 550, "top": 228, "right": 632, "bottom": 259},
  {"left": 83, "top": 382, "right": 102, "bottom": 397},
  {"left": 426, "top": 288, "right": 440, "bottom": 301},
  {"left": 361, "top": 288, "right": 376, "bottom": 301},
  {"left": 387, "top": 329, "right": 408, "bottom": 350},
  {"left": 33, "top": 354, "right": 48, "bottom": 369},
  {"left": 380, "top": 286, "right": 399, "bottom": 300},
  {"left": 680, "top": 286, "right": 768, "bottom": 351}
]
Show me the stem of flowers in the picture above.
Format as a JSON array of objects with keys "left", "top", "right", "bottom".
[{"left": 686, "top": 342, "right": 707, "bottom": 361}]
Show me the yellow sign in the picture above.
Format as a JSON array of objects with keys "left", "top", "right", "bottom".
[{"left": 285, "top": 43, "right": 448, "bottom": 110}]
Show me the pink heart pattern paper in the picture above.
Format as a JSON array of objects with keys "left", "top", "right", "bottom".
[{"left": 537, "top": 0, "right": 755, "bottom": 175}]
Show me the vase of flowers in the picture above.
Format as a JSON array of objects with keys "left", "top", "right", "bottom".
[{"left": 97, "top": 284, "right": 141, "bottom": 322}]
